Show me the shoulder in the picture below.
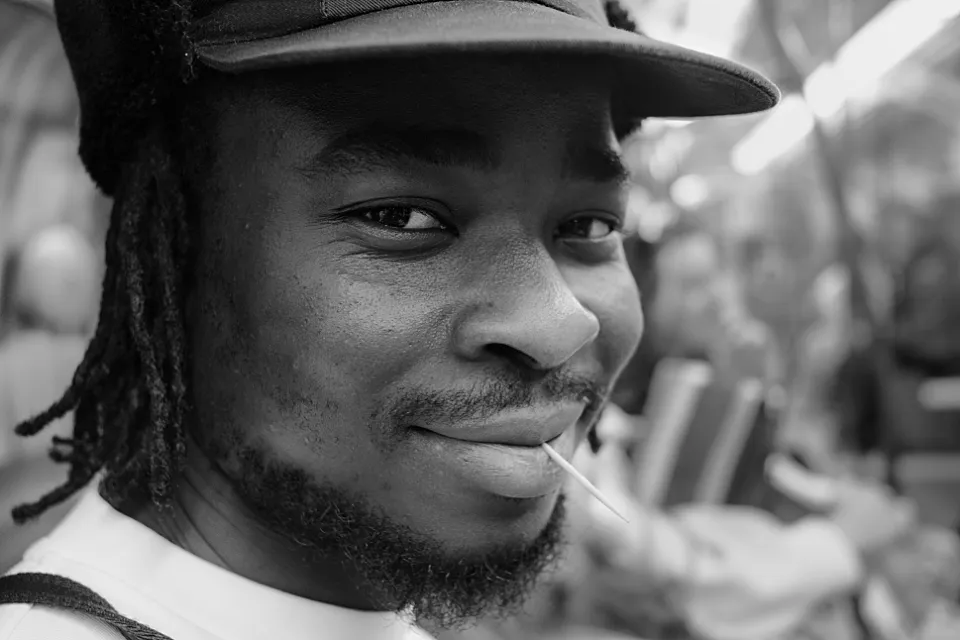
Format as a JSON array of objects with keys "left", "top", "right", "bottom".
[
  {"left": 0, "top": 603, "right": 123, "bottom": 640},
  {"left": 408, "top": 624, "right": 439, "bottom": 640}
]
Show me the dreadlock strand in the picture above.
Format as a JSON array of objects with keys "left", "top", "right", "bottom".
[
  {"left": 13, "top": 383, "right": 83, "bottom": 437},
  {"left": 70, "top": 271, "right": 136, "bottom": 468},
  {"left": 13, "top": 2, "right": 200, "bottom": 522},
  {"left": 67, "top": 172, "right": 141, "bottom": 462},
  {"left": 107, "top": 386, "right": 148, "bottom": 475},
  {"left": 13, "top": 126, "right": 189, "bottom": 520},
  {"left": 13, "top": 401, "right": 104, "bottom": 523},
  {"left": 12, "top": 221, "right": 135, "bottom": 521},
  {"left": 117, "top": 144, "right": 175, "bottom": 501},
  {"left": 13, "top": 183, "right": 132, "bottom": 440},
  {"left": 11, "top": 476, "right": 97, "bottom": 523},
  {"left": 150, "top": 160, "right": 190, "bottom": 462},
  {"left": 135, "top": 133, "right": 193, "bottom": 499},
  {"left": 14, "top": 302, "right": 117, "bottom": 437},
  {"left": 12, "top": 174, "right": 146, "bottom": 519},
  {"left": 100, "top": 385, "right": 152, "bottom": 504}
]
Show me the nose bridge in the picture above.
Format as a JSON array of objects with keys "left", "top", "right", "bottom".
[{"left": 456, "top": 237, "right": 600, "bottom": 369}]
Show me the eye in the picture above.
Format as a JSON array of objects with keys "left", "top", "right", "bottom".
[
  {"left": 557, "top": 215, "right": 620, "bottom": 240},
  {"left": 360, "top": 205, "right": 447, "bottom": 231}
]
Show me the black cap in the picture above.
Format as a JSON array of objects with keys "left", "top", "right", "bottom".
[{"left": 54, "top": 0, "right": 780, "bottom": 195}]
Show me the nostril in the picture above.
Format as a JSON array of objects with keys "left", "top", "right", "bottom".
[{"left": 484, "top": 343, "right": 540, "bottom": 370}]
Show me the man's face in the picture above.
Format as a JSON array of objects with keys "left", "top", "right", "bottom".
[{"left": 186, "top": 56, "right": 642, "bottom": 621}]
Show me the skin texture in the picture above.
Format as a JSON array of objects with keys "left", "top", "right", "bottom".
[{"left": 134, "top": 56, "right": 644, "bottom": 625}]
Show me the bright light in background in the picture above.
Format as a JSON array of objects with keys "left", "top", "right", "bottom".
[
  {"left": 731, "top": 0, "right": 960, "bottom": 175},
  {"left": 731, "top": 95, "right": 813, "bottom": 175},
  {"left": 636, "top": 203, "right": 677, "bottom": 242},
  {"left": 671, "top": 174, "right": 711, "bottom": 209},
  {"left": 641, "top": 119, "right": 695, "bottom": 137},
  {"left": 671, "top": 0, "right": 754, "bottom": 58},
  {"left": 634, "top": 0, "right": 753, "bottom": 58},
  {"left": 647, "top": 127, "right": 695, "bottom": 183},
  {"left": 626, "top": 186, "right": 677, "bottom": 242}
]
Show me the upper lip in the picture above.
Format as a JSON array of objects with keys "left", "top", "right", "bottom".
[{"left": 420, "top": 403, "right": 585, "bottom": 447}]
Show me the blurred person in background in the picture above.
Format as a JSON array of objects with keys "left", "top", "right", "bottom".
[
  {"left": 792, "top": 258, "right": 891, "bottom": 470},
  {"left": 646, "top": 229, "right": 783, "bottom": 388},
  {"left": 892, "top": 190, "right": 960, "bottom": 378},
  {"left": 555, "top": 230, "right": 920, "bottom": 640},
  {"left": 0, "top": 223, "right": 100, "bottom": 572},
  {"left": 571, "top": 407, "right": 960, "bottom": 640},
  {"left": 779, "top": 265, "right": 858, "bottom": 473},
  {"left": 610, "top": 228, "right": 783, "bottom": 460}
]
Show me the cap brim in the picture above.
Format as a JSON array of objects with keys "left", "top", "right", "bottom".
[{"left": 196, "top": 0, "right": 779, "bottom": 119}]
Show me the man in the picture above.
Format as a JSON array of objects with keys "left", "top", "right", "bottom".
[{"left": 0, "top": 2, "right": 779, "bottom": 639}]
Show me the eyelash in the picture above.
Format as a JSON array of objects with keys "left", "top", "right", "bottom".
[
  {"left": 556, "top": 216, "right": 623, "bottom": 241},
  {"left": 353, "top": 204, "right": 449, "bottom": 232},
  {"left": 346, "top": 203, "right": 622, "bottom": 242}
]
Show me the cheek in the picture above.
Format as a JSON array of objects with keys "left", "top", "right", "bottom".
[
  {"left": 284, "top": 268, "right": 445, "bottom": 407},
  {"left": 190, "top": 231, "right": 446, "bottom": 474},
  {"left": 575, "top": 262, "right": 643, "bottom": 376}
]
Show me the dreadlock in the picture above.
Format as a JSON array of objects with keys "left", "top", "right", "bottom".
[
  {"left": 12, "top": 0, "right": 647, "bottom": 523},
  {"left": 11, "top": 3, "right": 197, "bottom": 523},
  {"left": 11, "top": 122, "right": 194, "bottom": 523}
]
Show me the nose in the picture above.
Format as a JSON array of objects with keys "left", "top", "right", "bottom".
[{"left": 452, "top": 244, "right": 600, "bottom": 371}]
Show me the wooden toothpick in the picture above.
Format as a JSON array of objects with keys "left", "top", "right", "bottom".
[{"left": 541, "top": 442, "right": 630, "bottom": 524}]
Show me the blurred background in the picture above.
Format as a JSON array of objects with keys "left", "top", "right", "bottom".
[
  {"left": 614, "top": 0, "right": 960, "bottom": 525},
  {"left": 2, "top": 0, "right": 960, "bottom": 638}
]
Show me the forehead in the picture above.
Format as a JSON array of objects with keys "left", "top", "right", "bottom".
[{"left": 201, "top": 55, "right": 619, "bottom": 147}]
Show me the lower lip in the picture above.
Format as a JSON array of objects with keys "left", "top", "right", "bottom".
[{"left": 412, "top": 428, "right": 578, "bottom": 500}]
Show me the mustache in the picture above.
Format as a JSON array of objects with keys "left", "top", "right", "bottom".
[{"left": 384, "top": 369, "right": 608, "bottom": 426}]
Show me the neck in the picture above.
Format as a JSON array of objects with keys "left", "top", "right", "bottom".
[{"left": 125, "top": 443, "right": 385, "bottom": 611}]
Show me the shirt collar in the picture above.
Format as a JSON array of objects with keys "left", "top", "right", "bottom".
[{"left": 34, "top": 488, "right": 432, "bottom": 640}]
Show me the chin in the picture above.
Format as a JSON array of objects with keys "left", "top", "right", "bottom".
[
  {"left": 230, "top": 442, "right": 568, "bottom": 625},
  {"left": 419, "top": 489, "right": 566, "bottom": 558}
]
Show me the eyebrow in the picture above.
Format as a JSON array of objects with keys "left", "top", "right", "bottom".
[
  {"left": 562, "top": 143, "right": 631, "bottom": 185},
  {"left": 297, "top": 124, "right": 500, "bottom": 177},
  {"left": 297, "top": 123, "right": 629, "bottom": 185}
]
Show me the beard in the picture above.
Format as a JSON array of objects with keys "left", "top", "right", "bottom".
[{"left": 226, "top": 442, "right": 567, "bottom": 629}]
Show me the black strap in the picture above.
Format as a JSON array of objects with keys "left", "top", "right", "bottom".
[{"left": 0, "top": 572, "right": 174, "bottom": 640}]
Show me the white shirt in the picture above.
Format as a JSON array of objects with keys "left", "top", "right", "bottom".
[{"left": 0, "top": 489, "right": 435, "bottom": 640}]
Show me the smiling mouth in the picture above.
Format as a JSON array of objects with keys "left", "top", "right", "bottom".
[
  {"left": 407, "top": 425, "right": 576, "bottom": 450},
  {"left": 411, "top": 426, "right": 565, "bottom": 449},
  {"left": 407, "top": 402, "right": 589, "bottom": 447},
  {"left": 408, "top": 425, "right": 577, "bottom": 500}
]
